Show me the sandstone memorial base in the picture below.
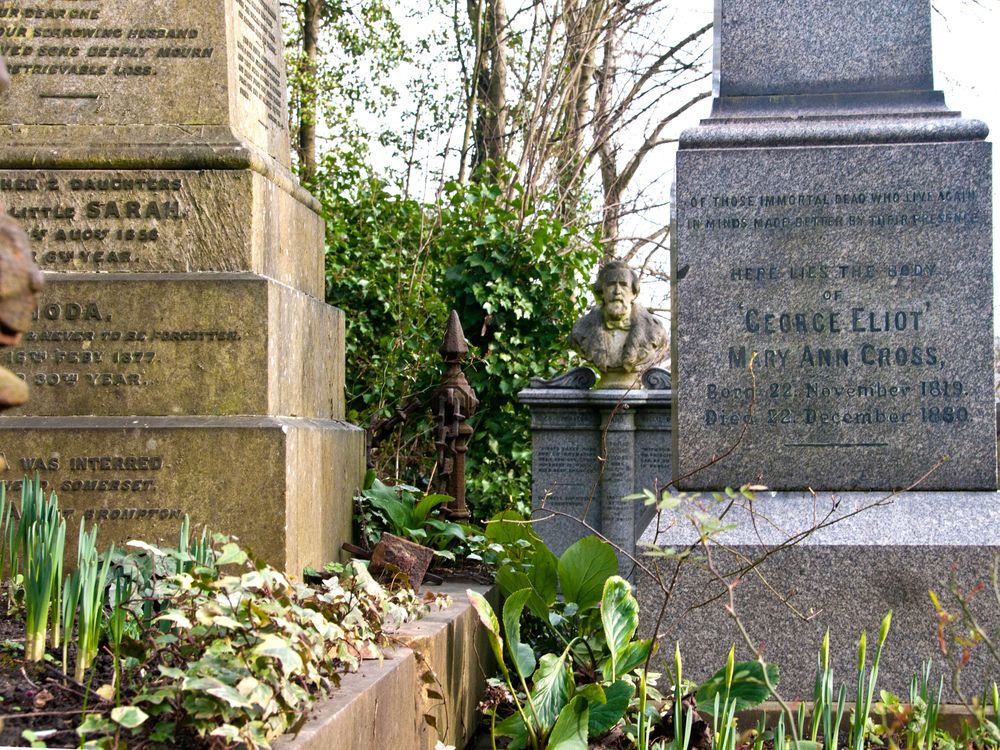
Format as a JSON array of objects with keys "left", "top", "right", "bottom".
[
  {"left": 0, "top": 0, "right": 364, "bottom": 572},
  {"left": 652, "top": 0, "right": 999, "bottom": 695}
]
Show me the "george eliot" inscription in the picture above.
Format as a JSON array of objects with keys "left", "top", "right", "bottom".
[{"left": 674, "top": 143, "right": 995, "bottom": 491}]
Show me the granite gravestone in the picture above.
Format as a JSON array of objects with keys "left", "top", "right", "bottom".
[
  {"left": 649, "top": 0, "right": 999, "bottom": 696},
  {"left": 0, "top": 0, "right": 364, "bottom": 573},
  {"left": 518, "top": 386, "right": 671, "bottom": 574},
  {"left": 673, "top": 3, "right": 994, "bottom": 490}
]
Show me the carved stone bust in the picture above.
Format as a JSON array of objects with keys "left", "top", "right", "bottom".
[
  {"left": 0, "top": 59, "right": 45, "bottom": 408},
  {"left": 570, "top": 260, "right": 667, "bottom": 388}
]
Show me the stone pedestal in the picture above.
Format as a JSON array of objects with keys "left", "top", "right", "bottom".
[
  {"left": 518, "top": 387, "right": 671, "bottom": 575},
  {"left": 637, "top": 491, "right": 1000, "bottom": 699},
  {"left": 664, "top": 0, "right": 998, "bottom": 696},
  {"left": 0, "top": 0, "right": 364, "bottom": 571}
]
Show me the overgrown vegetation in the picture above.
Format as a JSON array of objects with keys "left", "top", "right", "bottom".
[
  {"left": 320, "top": 164, "right": 599, "bottom": 518},
  {"left": 469, "top": 519, "right": 1000, "bottom": 750},
  {"left": 280, "top": 0, "right": 706, "bottom": 517},
  {"left": 0, "top": 479, "right": 439, "bottom": 748}
]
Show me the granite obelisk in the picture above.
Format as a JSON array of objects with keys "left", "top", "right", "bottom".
[{"left": 649, "top": 0, "right": 998, "bottom": 696}]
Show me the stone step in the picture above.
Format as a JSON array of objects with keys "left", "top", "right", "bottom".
[
  {"left": 0, "top": 414, "right": 364, "bottom": 573},
  {"left": 0, "top": 273, "right": 345, "bottom": 419}
]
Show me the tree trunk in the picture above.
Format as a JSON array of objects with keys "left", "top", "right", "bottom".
[
  {"left": 469, "top": 0, "right": 508, "bottom": 178},
  {"left": 554, "top": 0, "right": 604, "bottom": 223},
  {"left": 298, "top": 0, "right": 322, "bottom": 182}
]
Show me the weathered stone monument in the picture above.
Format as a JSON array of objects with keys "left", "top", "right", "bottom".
[
  {"left": 648, "top": 0, "right": 998, "bottom": 694},
  {"left": 0, "top": 0, "right": 365, "bottom": 573},
  {"left": 519, "top": 264, "right": 671, "bottom": 574}
]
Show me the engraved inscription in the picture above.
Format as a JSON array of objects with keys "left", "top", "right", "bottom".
[
  {"left": 10, "top": 298, "right": 241, "bottom": 391},
  {"left": 674, "top": 145, "right": 995, "bottom": 490},
  {"left": 0, "top": 280, "right": 261, "bottom": 417},
  {"left": 9, "top": 453, "right": 171, "bottom": 522},
  {"left": 1, "top": 172, "right": 187, "bottom": 269},
  {"left": 0, "top": 3, "right": 213, "bottom": 79},
  {"left": 234, "top": 0, "right": 285, "bottom": 128}
]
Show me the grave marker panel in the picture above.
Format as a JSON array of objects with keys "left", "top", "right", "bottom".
[{"left": 674, "top": 141, "right": 995, "bottom": 490}]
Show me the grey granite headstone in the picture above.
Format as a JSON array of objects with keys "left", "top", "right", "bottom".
[
  {"left": 518, "top": 387, "right": 671, "bottom": 576},
  {"left": 657, "top": 0, "right": 999, "bottom": 697},
  {"left": 673, "top": 0, "right": 995, "bottom": 492}
]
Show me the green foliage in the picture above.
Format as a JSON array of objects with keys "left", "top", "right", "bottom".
[
  {"left": 696, "top": 653, "right": 779, "bottom": 716},
  {"left": 356, "top": 471, "right": 477, "bottom": 561},
  {"left": 875, "top": 659, "right": 945, "bottom": 750},
  {"left": 15, "top": 477, "right": 66, "bottom": 662},
  {"left": 473, "top": 524, "right": 793, "bottom": 749},
  {"left": 321, "top": 163, "right": 598, "bottom": 519},
  {"left": 470, "top": 528, "right": 655, "bottom": 749},
  {"left": 0, "top": 480, "right": 441, "bottom": 748},
  {"left": 76, "top": 542, "right": 434, "bottom": 748}
]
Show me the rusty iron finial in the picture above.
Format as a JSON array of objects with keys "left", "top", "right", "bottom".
[
  {"left": 431, "top": 311, "right": 478, "bottom": 520},
  {"left": 440, "top": 309, "right": 469, "bottom": 359}
]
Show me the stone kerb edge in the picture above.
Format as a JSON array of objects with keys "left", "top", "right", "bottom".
[{"left": 273, "top": 583, "right": 496, "bottom": 750}]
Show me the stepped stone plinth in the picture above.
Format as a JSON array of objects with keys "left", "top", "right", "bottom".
[{"left": 0, "top": 0, "right": 364, "bottom": 571}]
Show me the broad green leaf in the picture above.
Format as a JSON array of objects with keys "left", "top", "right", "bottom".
[
  {"left": 696, "top": 660, "right": 779, "bottom": 714},
  {"left": 612, "top": 639, "right": 655, "bottom": 676},
  {"left": 364, "top": 491, "right": 414, "bottom": 532},
  {"left": 502, "top": 589, "right": 536, "bottom": 680},
  {"left": 530, "top": 652, "right": 573, "bottom": 732},
  {"left": 600, "top": 576, "right": 639, "bottom": 681},
  {"left": 575, "top": 683, "right": 607, "bottom": 705},
  {"left": 412, "top": 493, "right": 452, "bottom": 523},
  {"left": 467, "top": 589, "right": 506, "bottom": 676},
  {"left": 485, "top": 511, "right": 540, "bottom": 546},
  {"left": 495, "top": 711, "right": 530, "bottom": 750},
  {"left": 559, "top": 537, "right": 618, "bottom": 610},
  {"left": 587, "top": 680, "right": 633, "bottom": 736},
  {"left": 531, "top": 550, "right": 558, "bottom": 603},
  {"left": 111, "top": 706, "right": 149, "bottom": 729},
  {"left": 547, "top": 695, "right": 589, "bottom": 750},
  {"left": 496, "top": 563, "right": 555, "bottom": 623}
]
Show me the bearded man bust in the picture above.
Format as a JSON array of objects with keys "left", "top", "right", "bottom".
[{"left": 570, "top": 260, "right": 668, "bottom": 388}]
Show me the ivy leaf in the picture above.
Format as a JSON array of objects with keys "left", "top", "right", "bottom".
[
  {"left": 111, "top": 705, "right": 149, "bottom": 729},
  {"left": 210, "top": 725, "right": 242, "bottom": 742},
  {"left": 77, "top": 713, "right": 115, "bottom": 737},
  {"left": 252, "top": 634, "right": 305, "bottom": 677},
  {"left": 215, "top": 543, "right": 247, "bottom": 567},
  {"left": 154, "top": 611, "right": 193, "bottom": 629}
]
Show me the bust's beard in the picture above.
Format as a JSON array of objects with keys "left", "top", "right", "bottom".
[{"left": 604, "top": 299, "right": 630, "bottom": 321}]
